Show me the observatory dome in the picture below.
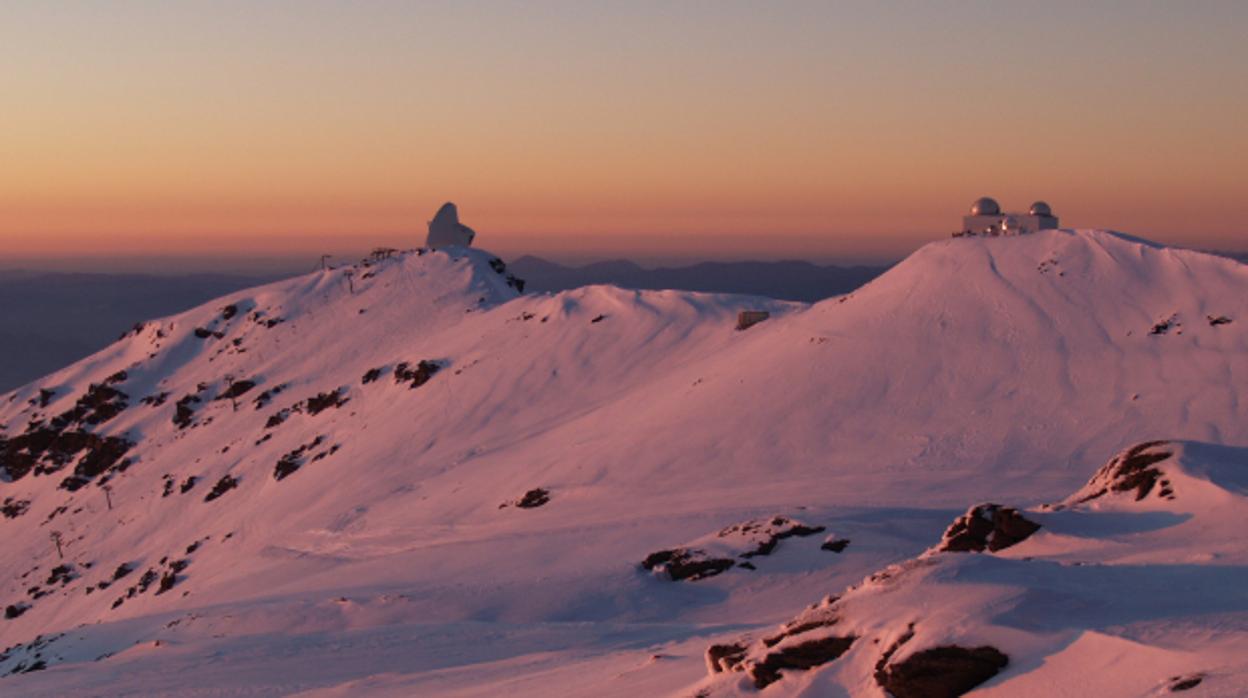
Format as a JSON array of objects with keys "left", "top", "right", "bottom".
[
  {"left": 970, "top": 197, "right": 1001, "bottom": 216},
  {"left": 1029, "top": 201, "right": 1053, "bottom": 216}
]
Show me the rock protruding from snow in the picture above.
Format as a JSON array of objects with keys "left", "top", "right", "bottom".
[
  {"left": 425, "top": 202, "right": 476, "bottom": 249},
  {"left": 877, "top": 645, "right": 1009, "bottom": 698},
  {"left": 705, "top": 596, "right": 855, "bottom": 689},
  {"left": 1065, "top": 440, "right": 1177, "bottom": 505},
  {"left": 642, "top": 515, "right": 825, "bottom": 581},
  {"left": 696, "top": 441, "right": 1247, "bottom": 695},
  {"left": 936, "top": 503, "right": 1040, "bottom": 553}
]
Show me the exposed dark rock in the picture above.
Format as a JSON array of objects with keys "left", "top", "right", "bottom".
[
  {"left": 265, "top": 409, "right": 290, "bottom": 429},
  {"left": 736, "top": 310, "right": 770, "bottom": 331},
  {"left": 204, "top": 475, "right": 239, "bottom": 502},
  {"left": 193, "top": 327, "right": 224, "bottom": 339},
  {"left": 59, "top": 438, "right": 134, "bottom": 491},
  {"left": 748, "top": 636, "right": 857, "bottom": 689},
  {"left": 1170, "top": 674, "right": 1204, "bottom": 691},
  {"left": 362, "top": 367, "right": 383, "bottom": 384},
  {"left": 135, "top": 568, "right": 159, "bottom": 594},
  {"left": 644, "top": 515, "right": 826, "bottom": 581},
  {"left": 4, "top": 603, "right": 29, "bottom": 620},
  {"left": 939, "top": 504, "right": 1041, "bottom": 553},
  {"left": 822, "top": 538, "right": 851, "bottom": 553},
  {"left": 1150, "top": 315, "right": 1178, "bottom": 335},
  {"left": 220, "top": 304, "right": 239, "bottom": 320},
  {"left": 304, "top": 389, "right": 348, "bottom": 415},
  {"left": 173, "top": 394, "right": 201, "bottom": 429},
  {"left": 141, "top": 392, "right": 170, "bottom": 407},
  {"left": 1207, "top": 315, "right": 1232, "bottom": 326},
  {"left": 514, "top": 488, "right": 550, "bottom": 509},
  {"left": 873, "top": 622, "right": 917, "bottom": 687},
  {"left": 37, "top": 389, "right": 55, "bottom": 407},
  {"left": 705, "top": 643, "right": 747, "bottom": 673},
  {"left": 590, "top": 314, "right": 607, "bottom": 323},
  {"left": 273, "top": 436, "right": 326, "bottom": 481},
  {"left": 1, "top": 418, "right": 134, "bottom": 489},
  {"left": 2, "top": 497, "right": 30, "bottom": 519},
  {"left": 46, "top": 564, "right": 78, "bottom": 586},
  {"left": 394, "top": 361, "right": 442, "bottom": 389},
  {"left": 732, "top": 517, "right": 826, "bottom": 558},
  {"left": 1075, "top": 440, "right": 1175, "bottom": 503},
  {"left": 253, "top": 384, "right": 285, "bottom": 410},
  {"left": 155, "top": 559, "right": 190, "bottom": 595},
  {"left": 112, "top": 563, "right": 134, "bottom": 581},
  {"left": 49, "top": 380, "right": 129, "bottom": 429},
  {"left": 179, "top": 476, "right": 198, "bottom": 494},
  {"left": 877, "top": 645, "right": 1008, "bottom": 698},
  {"left": 641, "top": 549, "right": 734, "bottom": 581},
  {"left": 216, "top": 380, "right": 256, "bottom": 401}
]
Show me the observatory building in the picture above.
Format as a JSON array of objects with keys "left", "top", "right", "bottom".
[
  {"left": 956, "top": 197, "right": 1058, "bottom": 237},
  {"left": 425, "top": 202, "right": 476, "bottom": 249}
]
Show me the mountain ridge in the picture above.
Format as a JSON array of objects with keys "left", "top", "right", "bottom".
[{"left": 507, "top": 255, "right": 890, "bottom": 302}]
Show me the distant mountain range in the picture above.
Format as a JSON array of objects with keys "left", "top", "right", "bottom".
[
  {"left": 507, "top": 256, "right": 892, "bottom": 302},
  {"left": 0, "top": 271, "right": 274, "bottom": 393}
]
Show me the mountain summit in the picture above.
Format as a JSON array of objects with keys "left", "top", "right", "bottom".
[{"left": 1, "top": 230, "right": 1245, "bottom": 695}]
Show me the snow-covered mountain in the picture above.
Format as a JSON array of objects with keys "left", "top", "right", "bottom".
[{"left": 1, "top": 230, "right": 1245, "bottom": 696}]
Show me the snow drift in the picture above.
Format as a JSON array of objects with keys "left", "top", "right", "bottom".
[{"left": 697, "top": 440, "right": 1248, "bottom": 696}]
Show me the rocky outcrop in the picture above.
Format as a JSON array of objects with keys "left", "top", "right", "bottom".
[
  {"left": 1071, "top": 440, "right": 1176, "bottom": 504},
  {"left": 938, "top": 504, "right": 1040, "bottom": 553},
  {"left": 643, "top": 515, "right": 826, "bottom": 582},
  {"left": 877, "top": 645, "right": 1008, "bottom": 698}
]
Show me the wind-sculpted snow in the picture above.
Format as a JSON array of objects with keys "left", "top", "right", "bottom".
[
  {"left": 0, "top": 232, "right": 1245, "bottom": 695},
  {"left": 695, "top": 441, "right": 1248, "bottom": 696}
]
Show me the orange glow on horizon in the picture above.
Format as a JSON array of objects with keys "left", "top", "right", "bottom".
[{"left": 2, "top": 3, "right": 1245, "bottom": 265}]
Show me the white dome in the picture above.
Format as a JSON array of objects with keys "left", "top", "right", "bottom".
[
  {"left": 970, "top": 197, "right": 1000, "bottom": 216},
  {"left": 1029, "top": 201, "right": 1053, "bottom": 216}
]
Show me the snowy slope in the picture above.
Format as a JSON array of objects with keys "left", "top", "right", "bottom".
[
  {"left": 1, "top": 230, "right": 1245, "bottom": 696},
  {"left": 697, "top": 440, "right": 1248, "bottom": 696}
]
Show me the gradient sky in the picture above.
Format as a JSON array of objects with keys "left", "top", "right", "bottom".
[{"left": 2, "top": 1, "right": 1246, "bottom": 268}]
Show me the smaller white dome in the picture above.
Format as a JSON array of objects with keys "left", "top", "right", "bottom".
[
  {"left": 1029, "top": 201, "right": 1053, "bottom": 216},
  {"left": 970, "top": 197, "right": 1000, "bottom": 216}
]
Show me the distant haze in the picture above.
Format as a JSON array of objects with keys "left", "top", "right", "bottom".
[{"left": 0, "top": 271, "right": 275, "bottom": 392}]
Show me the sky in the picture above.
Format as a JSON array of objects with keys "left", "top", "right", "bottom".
[{"left": 2, "top": 1, "right": 1246, "bottom": 270}]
